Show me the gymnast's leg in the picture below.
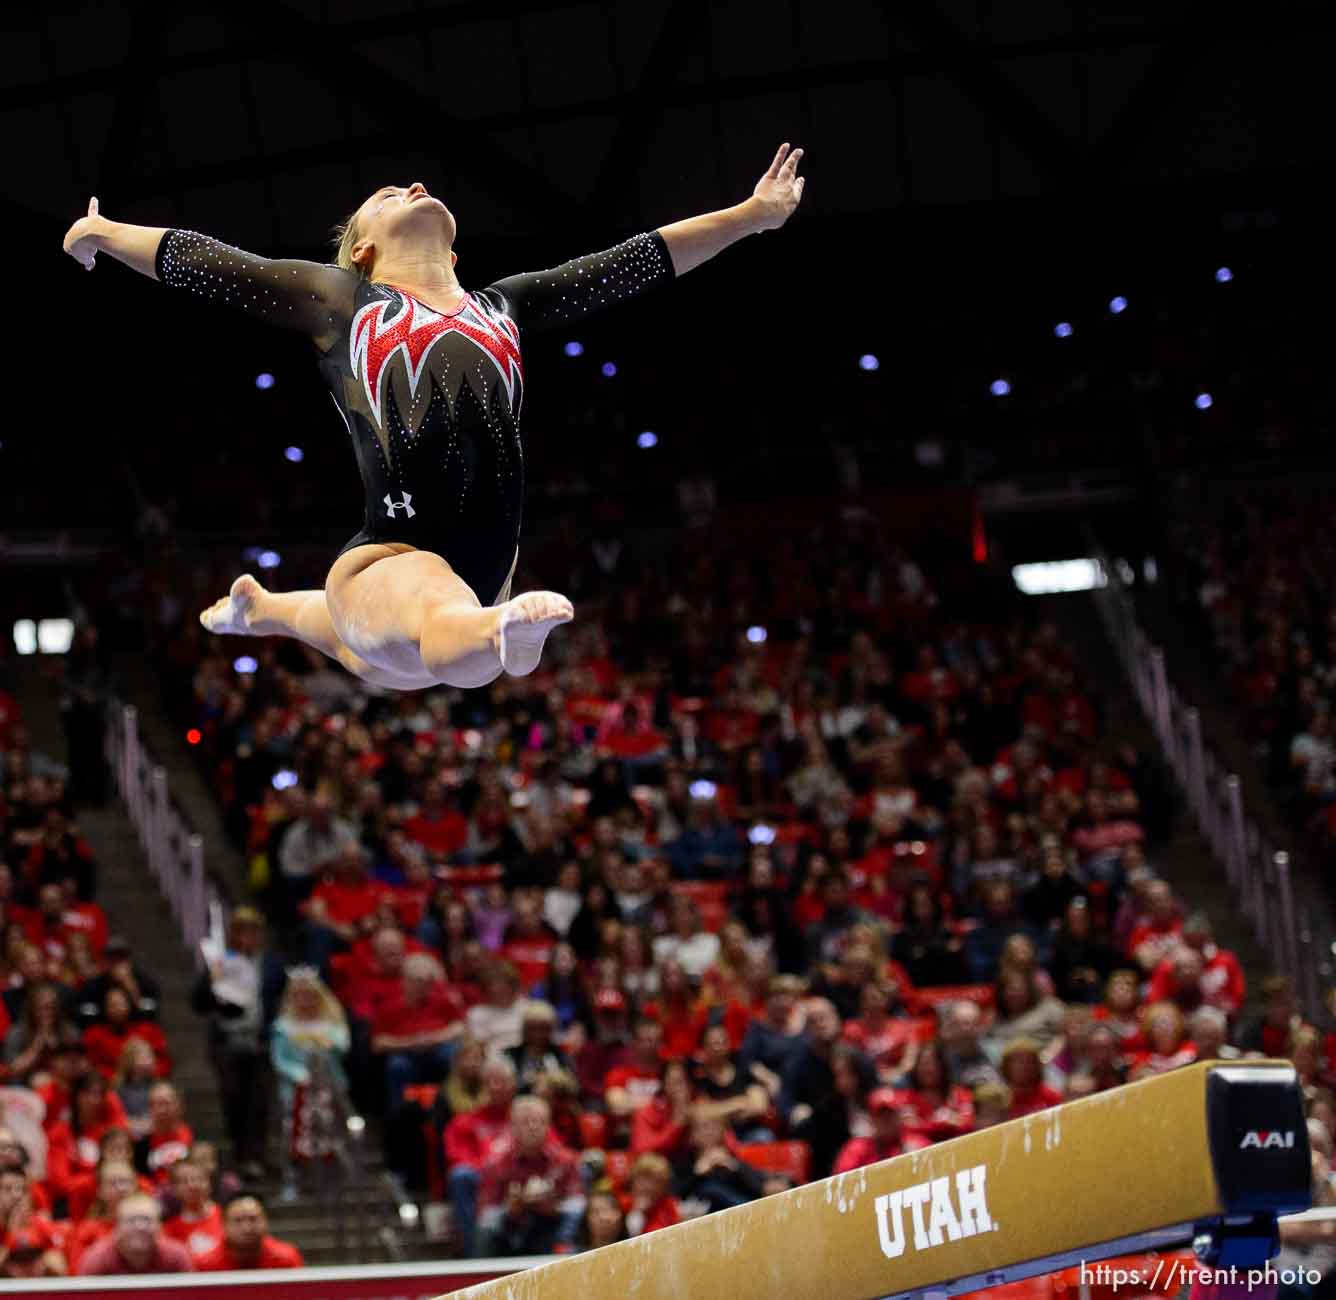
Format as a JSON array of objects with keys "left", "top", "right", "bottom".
[
  {"left": 323, "top": 544, "right": 573, "bottom": 690},
  {"left": 199, "top": 574, "right": 414, "bottom": 687}
]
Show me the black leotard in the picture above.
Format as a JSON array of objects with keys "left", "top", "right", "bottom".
[{"left": 154, "top": 227, "right": 674, "bottom": 602}]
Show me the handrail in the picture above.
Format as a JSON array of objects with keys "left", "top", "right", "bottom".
[
  {"left": 104, "top": 701, "right": 215, "bottom": 958},
  {"left": 1093, "top": 560, "right": 1325, "bottom": 1019}
]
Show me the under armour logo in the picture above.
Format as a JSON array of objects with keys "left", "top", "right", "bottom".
[{"left": 384, "top": 492, "right": 416, "bottom": 519}]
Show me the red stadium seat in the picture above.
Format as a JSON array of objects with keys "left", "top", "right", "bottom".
[
  {"left": 907, "top": 984, "right": 995, "bottom": 1015},
  {"left": 439, "top": 863, "right": 505, "bottom": 892},
  {"left": 735, "top": 1141, "right": 811, "bottom": 1185},
  {"left": 959, "top": 1277, "right": 1054, "bottom": 1300}
]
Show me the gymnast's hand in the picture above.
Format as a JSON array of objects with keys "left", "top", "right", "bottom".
[
  {"left": 63, "top": 196, "right": 108, "bottom": 270},
  {"left": 750, "top": 143, "right": 806, "bottom": 231}
]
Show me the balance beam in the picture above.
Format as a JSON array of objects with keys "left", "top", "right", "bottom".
[{"left": 453, "top": 1061, "right": 1310, "bottom": 1300}]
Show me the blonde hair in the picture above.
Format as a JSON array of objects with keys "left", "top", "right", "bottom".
[
  {"left": 278, "top": 971, "right": 347, "bottom": 1029},
  {"left": 331, "top": 208, "right": 369, "bottom": 280}
]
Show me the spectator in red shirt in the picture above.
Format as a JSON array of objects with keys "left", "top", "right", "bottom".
[
  {"left": 1092, "top": 968, "right": 1146, "bottom": 1049},
  {"left": 832, "top": 1088, "right": 930, "bottom": 1173},
  {"left": 574, "top": 989, "right": 633, "bottom": 1105},
  {"left": 46, "top": 1072, "right": 129, "bottom": 1204},
  {"left": 476, "top": 1095, "right": 585, "bottom": 1256},
  {"left": 999, "top": 1039, "right": 1063, "bottom": 1118},
  {"left": 445, "top": 1055, "right": 519, "bottom": 1258},
  {"left": 83, "top": 987, "right": 171, "bottom": 1080},
  {"left": 631, "top": 1057, "right": 695, "bottom": 1164},
  {"left": 1126, "top": 880, "right": 1184, "bottom": 972},
  {"left": 161, "top": 1159, "right": 224, "bottom": 1262},
  {"left": 1129, "top": 1002, "right": 1197, "bottom": 1079},
  {"left": 64, "top": 1129, "right": 152, "bottom": 1222},
  {"left": 1173, "top": 913, "right": 1246, "bottom": 1016},
  {"left": 1236, "top": 975, "right": 1299, "bottom": 1059},
  {"left": 0, "top": 1167, "right": 63, "bottom": 1276},
  {"left": 840, "top": 978, "right": 921, "bottom": 1082},
  {"left": 338, "top": 926, "right": 411, "bottom": 1021},
  {"left": 604, "top": 1018, "right": 666, "bottom": 1140},
  {"left": 195, "top": 1195, "right": 304, "bottom": 1270},
  {"left": 64, "top": 1160, "right": 137, "bottom": 1269},
  {"left": 303, "top": 844, "right": 388, "bottom": 973},
  {"left": 624, "top": 1152, "right": 680, "bottom": 1238},
  {"left": 371, "top": 953, "right": 464, "bottom": 1113},
  {"left": 499, "top": 893, "right": 559, "bottom": 989},
  {"left": 895, "top": 1039, "right": 975, "bottom": 1142},
  {"left": 77, "top": 1193, "right": 194, "bottom": 1275},
  {"left": 403, "top": 782, "right": 469, "bottom": 859},
  {"left": 141, "top": 1082, "right": 194, "bottom": 1185},
  {"left": 25, "top": 811, "right": 97, "bottom": 902},
  {"left": 1146, "top": 947, "right": 1208, "bottom": 1016}
]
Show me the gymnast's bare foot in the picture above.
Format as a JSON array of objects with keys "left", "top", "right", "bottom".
[
  {"left": 200, "top": 574, "right": 266, "bottom": 636},
  {"left": 497, "top": 591, "right": 574, "bottom": 676}
]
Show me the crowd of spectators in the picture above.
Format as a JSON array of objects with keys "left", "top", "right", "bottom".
[
  {"left": 148, "top": 516, "right": 1335, "bottom": 1263},
  {"left": 0, "top": 691, "right": 302, "bottom": 1277},
  {"left": 1171, "top": 489, "right": 1336, "bottom": 858}
]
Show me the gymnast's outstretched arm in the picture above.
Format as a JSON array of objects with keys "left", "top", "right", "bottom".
[
  {"left": 482, "top": 142, "right": 807, "bottom": 332},
  {"left": 62, "top": 197, "right": 356, "bottom": 351},
  {"left": 657, "top": 141, "right": 806, "bottom": 275}
]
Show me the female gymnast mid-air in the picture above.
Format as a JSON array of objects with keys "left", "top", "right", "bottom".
[{"left": 61, "top": 143, "right": 806, "bottom": 692}]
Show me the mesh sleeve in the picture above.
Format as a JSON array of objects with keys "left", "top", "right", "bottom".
[
  {"left": 481, "top": 230, "right": 674, "bottom": 334},
  {"left": 154, "top": 229, "right": 357, "bottom": 351}
]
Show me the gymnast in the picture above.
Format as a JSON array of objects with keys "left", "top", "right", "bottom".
[{"left": 61, "top": 145, "right": 806, "bottom": 691}]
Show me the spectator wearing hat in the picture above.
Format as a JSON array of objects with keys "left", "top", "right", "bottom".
[
  {"left": 832, "top": 1088, "right": 931, "bottom": 1173},
  {"left": 77, "top": 1192, "right": 194, "bottom": 1275},
  {"left": 574, "top": 988, "right": 633, "bottom": 1105},
  {"left": 195, "top": 1195, "right": 303, "bottom": 1271},
  {"left": 191, "top": 906, "right": 286, "bottom": 1181},
  {"left": 970, "top": 1082, "right": 1012, "bottom": 1130},
  {"left": 999, "top": 1039, "right": 1063, "bottom": 1118},
  {"left": 444, "top": 1056, "right": 519, "bottom": 1258}
]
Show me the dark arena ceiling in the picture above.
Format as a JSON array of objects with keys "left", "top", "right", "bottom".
[{"left": 8, "top": 0, "right": 1336, "bottom": 259}]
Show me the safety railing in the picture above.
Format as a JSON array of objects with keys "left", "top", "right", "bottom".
[
  {"left": 105, "top": 701, "right": 213, "bottom": 957},
  {"left": 1094, "top": 560, "right": 1325, "bottom": 1019}
]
